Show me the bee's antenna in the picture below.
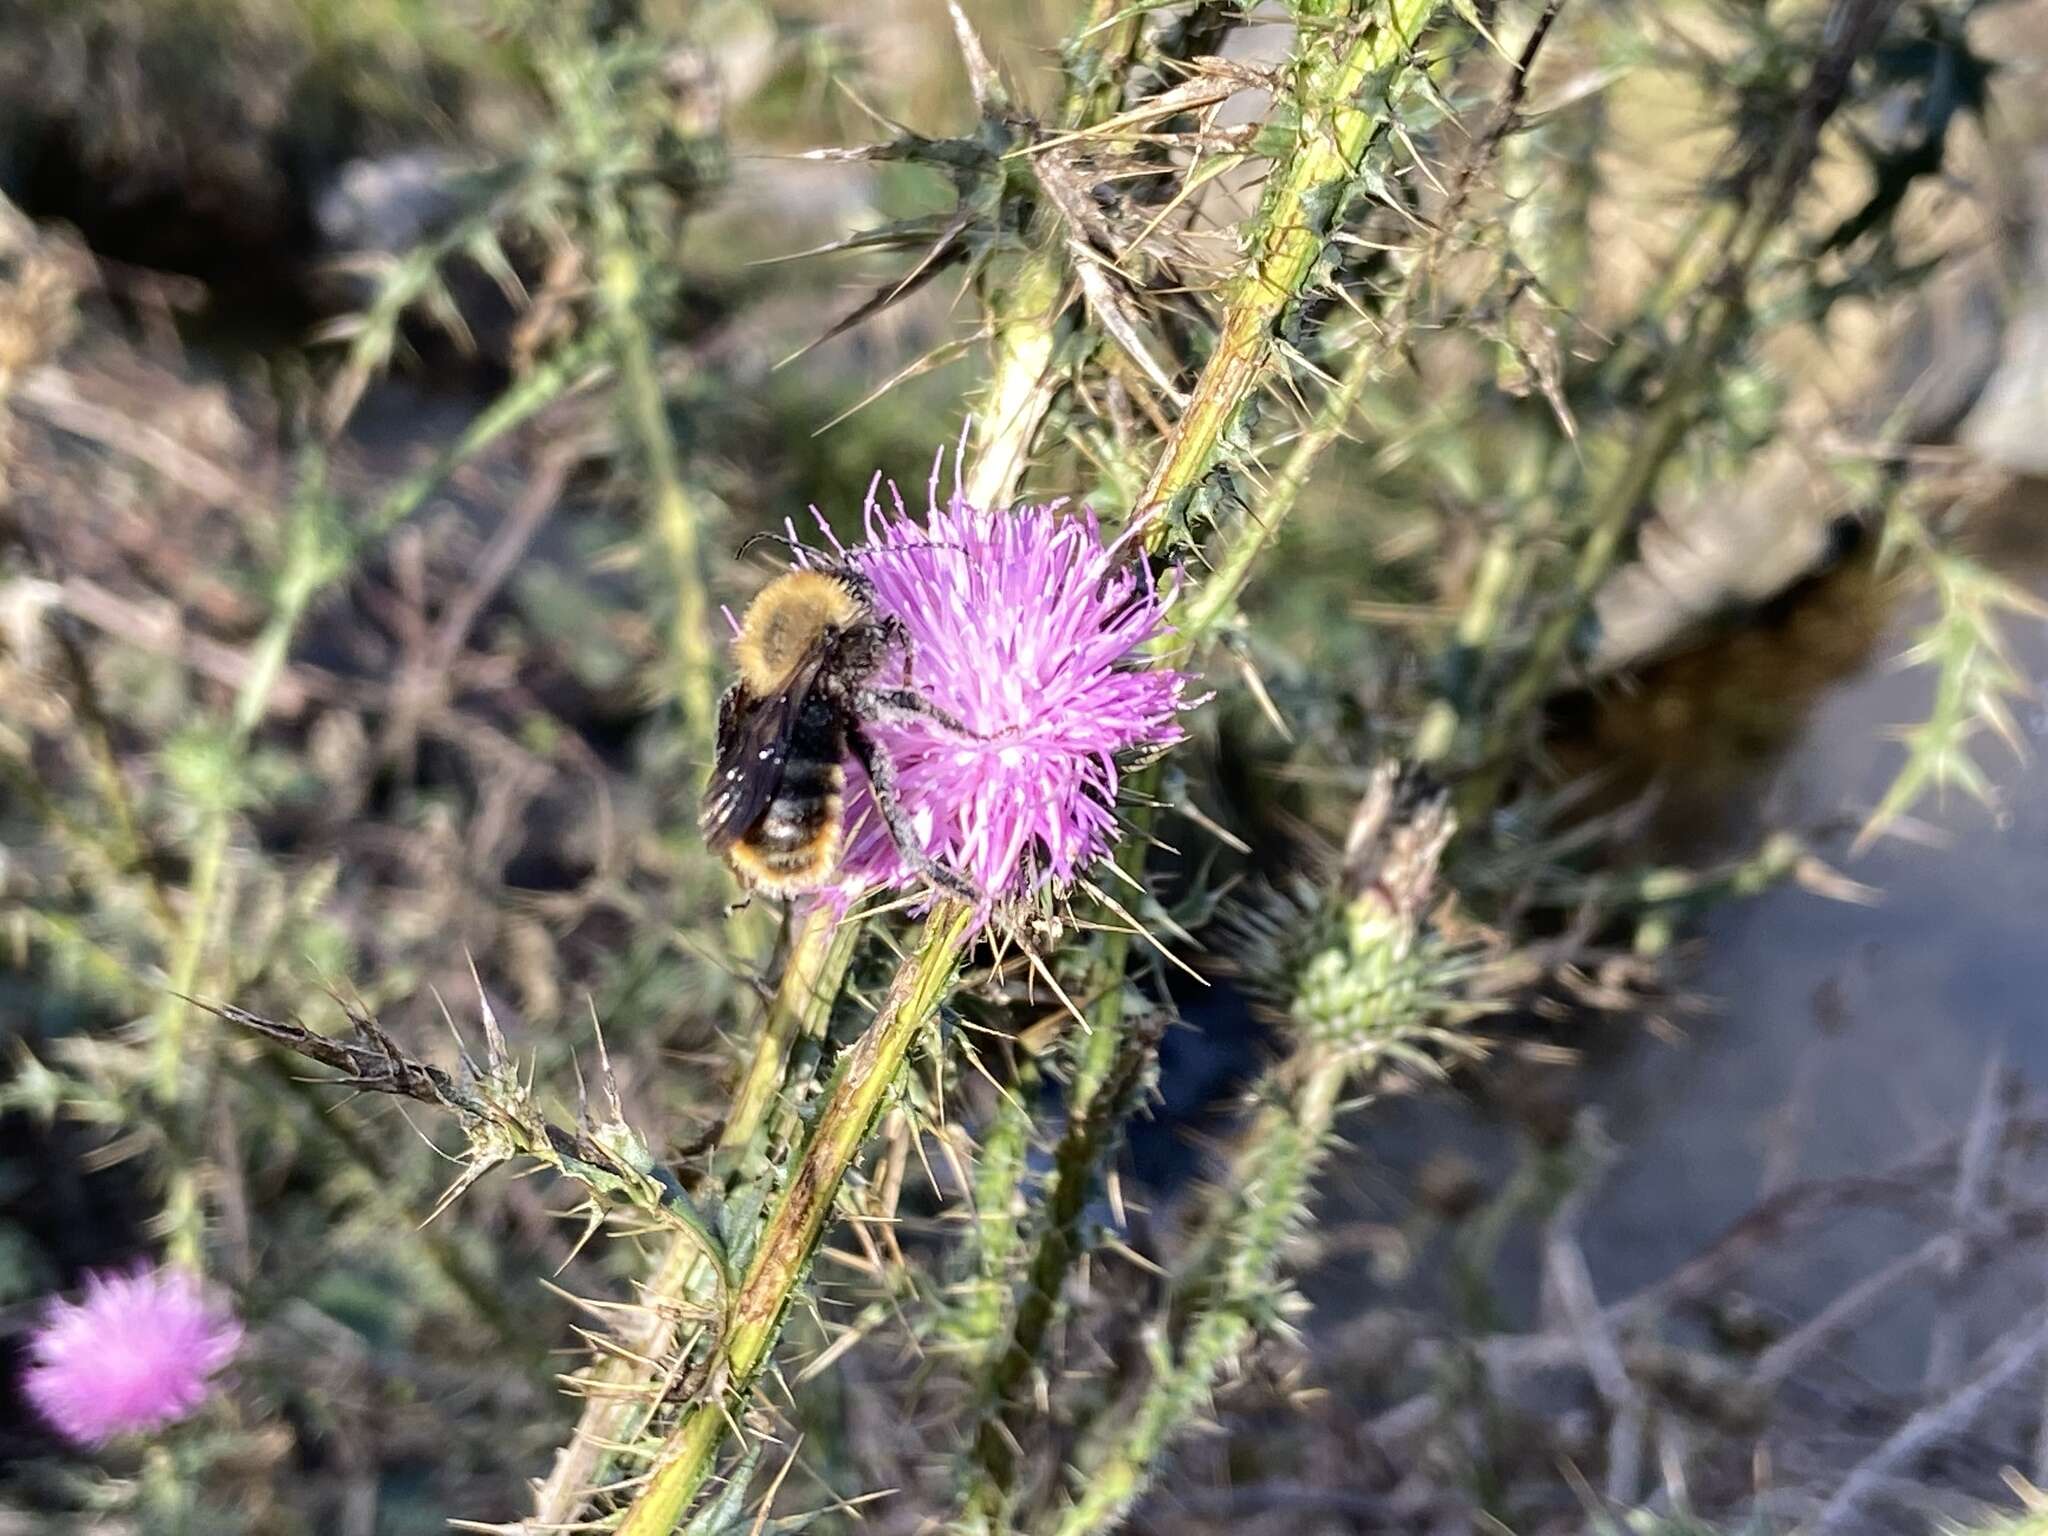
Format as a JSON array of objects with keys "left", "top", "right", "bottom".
[{"left": 735, "top": 531, "right": 807, "bottom": 563}]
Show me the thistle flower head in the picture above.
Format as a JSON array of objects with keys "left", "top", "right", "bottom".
[
  {"left": 794, "top": 463, "right": 1192, "bottom": 908},
  {"left": 21, "top": 1265, "right": 242, "bottom": 1446}
]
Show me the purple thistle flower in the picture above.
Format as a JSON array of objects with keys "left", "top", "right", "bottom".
[
  {"left": 21, "top": 1265, "right": 242, "bottom": 1447},
  {"left": 799, "top": 465, "right": 1193, "bottom": 907}
]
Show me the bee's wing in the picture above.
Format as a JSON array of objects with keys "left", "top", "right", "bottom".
[{"left": 698, "top": 656, "right": 828, "bottom": 851}]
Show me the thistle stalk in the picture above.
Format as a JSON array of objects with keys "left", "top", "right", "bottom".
[
  {"left": 614, "top": 901, "right": 976, "bottom": 1536},
  {"left": 1182, "top": 0, "right": 1561, "bottom": 644},
  {"left": 965, "top": 0, "right": 1170, "bottom": 509},
  {"left": 145, "top": 456, "right": 354, "bottom": 1271},
  {"left": 720, "top": 908, "right": 864, "bottom": 1157},
  {"left": 1177, "top": 324, "right": 1382, "bottom": 643},
  {"left": 941, "top": 1047, "right": 1041, "bottom": 1359},
  {"left": 1054, "top": 1062, "right": 1346, "bottom": 1536},
  {"left": 1058, "top": 769, "right": 1455, "bottom": 1534},
  {"left": 961, "top": 1001, "right": 1164, "bottom": 1518},
  {"left": 1461, "top": 0, "right": 1905, "bottom": 799},
  {"left": 593, "top": 202, "right": 721, "bottom": 753},
  {"left": 953, "top": 4, "right": 1451, "bottom": 1507},
  {"left": 528, "top": 1232, "right": 708, "bottom": 1527},
  {"left": 968, "top": 248, "right": 1068, "bottom": 510},
  {"left": 1128, "top": 0, "right": 1447, "bottom": 554},
  {"left": 532, "top": 905, "right": 862, "bottom": 1528}
]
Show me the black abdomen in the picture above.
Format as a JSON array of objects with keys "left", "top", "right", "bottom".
[
  {"left": 731, "top": 695, "right": 848, "bottom": 889},
  {"left": 750, "top": 757, "right": 840, "bottom": 856}
]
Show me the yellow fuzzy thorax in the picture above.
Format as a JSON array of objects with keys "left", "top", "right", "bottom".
[{"left": 732, "top": 569, "right": 864, "bottom": 694}]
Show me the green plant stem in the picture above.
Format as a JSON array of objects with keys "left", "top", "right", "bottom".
[
  {"left": 943, "top": 1044, "right": 1040, "bottom": 1358},
  {"left": 532, "top": 905, "right": 862, "bottom": 1527},
  {"left": 721, "top": 909, "right": 863, "bottom": 1156},
  {"left": 968, "top": 247, "right": 1070, "bottom": 509},
  {"left": 156, "top": 825, "right": 228, "bottom": 1084},
  {"left": 1461, "top": 0, "right": 1904, "bottom": 805},
  {"left": 1415, "top": 502, "right": 1547, "bottom": 766},
  {"left": 961, "top": 995, "right": 1163, "bottom": 1519},
  {"left": 530, "top": 1230, "right": 711, "bottom": 1527},
  {"left": 366, "top": 332, "right": 606, "bottom": 541},
  {"left": 594, "top": 205, "right": 720, "bottom": 752},
  {"left": 1130, "top": 0, "right": 1446, "bottom": 553},
  {"left": 1055, "top": 1058, "right": 1345, "bottom": 1536},
  {"left": 614, "top": 901, "right": 975, "bottom": 1536},
  {"left": 1178, "top": 326, "right": 1383, "bottom": 641},
  {"left": 156, "top": 579, "right": 313, "bottom": 1085},
  {"left": 1186, "top": 0, "right": 1555, "bottom": 647},
  {"left": 152, "top": 461, "right": 337, "bottom": 1111},
  {"left": 965, "top": 0, "right": 1153, "bottom": 510}
]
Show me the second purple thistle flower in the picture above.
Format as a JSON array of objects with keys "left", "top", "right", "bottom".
[
  {"left": 20, "top": 1264, "right": 242, "bottom": 1447},
  {"left": 807, "top": 475, "right": 1192, "bottom": 907}
]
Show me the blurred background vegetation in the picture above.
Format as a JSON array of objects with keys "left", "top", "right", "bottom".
[{"left": 6, "top": 0, "right": 2048, "bottom": 1532}]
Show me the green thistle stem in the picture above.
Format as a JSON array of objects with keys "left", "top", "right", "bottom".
[
  {"left": 594, "top": 204, "right": 721, "bottom": 752},
  {"left": 965, "top": 0, "right": 1154, "bottom": 509},
  {"left": 969, "top": 247, "right": 1069, "bottom": 510},
  {"left": 1182, "top": 0, "right": 1554, "bottom": 646},
  {"left": 943, "top": 1046, "right": 1041, "bottom": 1359},
  {"left": 615, "top": 901, "right": 975, "bottom": 1536},
  {"left": 156, "top": 821, "right": 230, "bottom": 1106},
  {"left": 1056, "top": 1059, "right": 1346, "bottom": 1536},
  {"left": 952, "top": 0, "right": 1452, "bottom": 1483},
  {"left": 530, "top": 1232, "right": 710, "bottom": 1526},
  {"left": 1178, "top": 323, "right": 1382, "bottom": 642},
  {"left": 533, "top": 905, "right": 862, "bottom": 1526},
  {"left": 962, "top": 1001, "right": 1163, "bottom": 1518},
  {"left": 944, "top": 784, "right": 1156, "bottom": 1522},
  {"left": 1463, "top": 0, "right": 1904, "bottom": 803},
  {"left": 1130, "top": 0, "right": 1446, "bottom": 553},
  {"left": 721, "top": 908, "right": 864, "bottom": 1156},
  {"left": 153, "top": 453, "right": 341, "bottom": 1111}
]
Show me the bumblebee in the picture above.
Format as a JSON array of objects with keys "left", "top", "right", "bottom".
[{"left": 699, "top": 558, "right": 980, "bottom": 903}]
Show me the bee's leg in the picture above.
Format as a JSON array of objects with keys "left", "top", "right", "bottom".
[
  {"left": 877, "top": 614, "right": 916, "bottom": 686},
  {"left": 856, "top": 686, "right": 982, "bottom": 741},
  {"left": 846, "top": 722, "right": 984, "bottom": 905}
]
